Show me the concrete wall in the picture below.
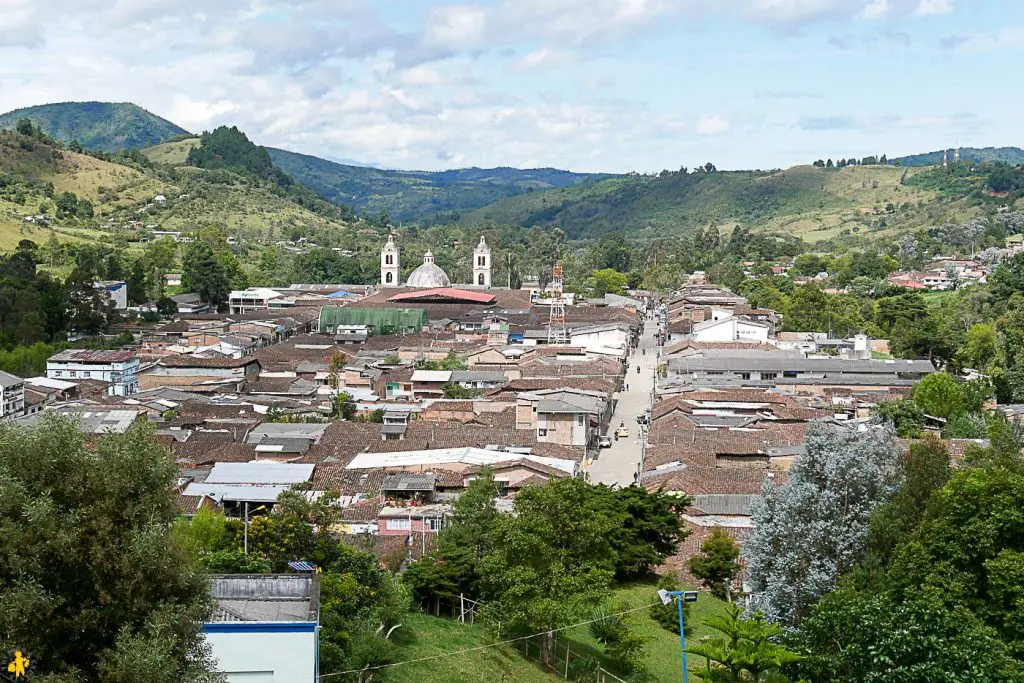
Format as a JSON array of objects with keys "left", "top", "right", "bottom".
[{"left": 204, "top": 623, "right": 317, "bottom": 683}]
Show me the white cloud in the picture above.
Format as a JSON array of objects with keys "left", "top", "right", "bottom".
[
  {"left": 860, "top": 0, "right": 891, "bottom": 19},
  {"left": 696, "top": 114, "right": 731, "bottom": 135},
  {"left": 913, "top": 0, "right": 952, "bottom": 16},
  {"left": 514, "top": 47, "right": 564, "bottom": 70}
]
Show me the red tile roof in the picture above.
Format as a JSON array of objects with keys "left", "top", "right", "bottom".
[{"left": 387, "top": 288, "right": 497, "bottom": 304}]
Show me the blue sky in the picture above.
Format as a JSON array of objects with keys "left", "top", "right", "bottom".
[{"left": 0, "top": 0, "right": 1019, "bottom": 172}]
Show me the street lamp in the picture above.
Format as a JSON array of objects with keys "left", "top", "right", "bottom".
[{"left": 658, "top": 588, "right": 699, "bottom": 682}]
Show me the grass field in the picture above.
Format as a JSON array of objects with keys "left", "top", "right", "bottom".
[
  {"left": 387, "top": 580, "right": 729, "bottom": 682},
  {"left": 141, "top": 138, "right": 200, "bottom": 165}
]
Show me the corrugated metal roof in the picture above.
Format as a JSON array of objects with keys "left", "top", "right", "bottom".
[
  {"left": 206, "top": 462, "right": 314, "bottom": 485},
  {"left": 183, "top": 482, "right": 292, "bottom": 503},
  {"left": 411, "top": 370, "right": 453, "bottom": 382}
]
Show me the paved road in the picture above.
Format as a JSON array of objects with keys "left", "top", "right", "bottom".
[{"left": 586, "top": 321, "right": 658, "bottom": 486}]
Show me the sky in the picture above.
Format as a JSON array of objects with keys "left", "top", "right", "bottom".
[{"left": 0, "top": 0, "right": 1019, "bottom": 172}]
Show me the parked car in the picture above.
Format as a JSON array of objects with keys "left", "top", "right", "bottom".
[{"left": 599, "top": 436, "right": 613, "bottom": 448}]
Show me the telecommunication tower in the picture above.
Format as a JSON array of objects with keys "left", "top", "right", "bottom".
[{"left": 547, "top": 262, "right": 568, "bottom": 345}]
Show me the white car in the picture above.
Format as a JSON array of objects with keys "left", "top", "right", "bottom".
[{"left": 599, "top": 436, "right": 613, "bottom": 448}]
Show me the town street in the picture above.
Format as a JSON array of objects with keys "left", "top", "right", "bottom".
[{"left": 586, "top": 324, "right": 657, "bottom": 486}]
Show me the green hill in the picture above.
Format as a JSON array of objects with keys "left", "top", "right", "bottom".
[
  {"left": 465, "top": 164, "right": 965, "bottom": 242},
  {"left": 269, "top": 146, "right": 611, "bottom": 222},
  {"left": 894, "top": 146, "right": 1024, "bottom": 167},
  {"left": 0, "top": 128, "right": 351, "bottom": 252},
  {"left": 0, "top": 102, "right": 189, "bottom": 152}
]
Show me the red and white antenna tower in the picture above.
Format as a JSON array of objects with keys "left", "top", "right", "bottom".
[{"left": 547, "top": 262, "right": 568, "bottom": 345}]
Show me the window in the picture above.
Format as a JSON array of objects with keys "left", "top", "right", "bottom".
[
  {"left": 386, "top": 518, "right": 410, "bottom": 530},
  {"left": 538, "top": 428, "right": 548, "bottom": 437},
  {"left": 386, "top": 254, "right": 393, "bottom": 264},
  {"left": 783, "top": 371, "right": 798, "bottom": 378},
  {"left": 83, "top": 372, "right": 90, "bottom": 378},
  {"left": 762, "top": 372, "right": 778, "bottom": 380},
  {"left": 427, "top": 518, "right": 442, "bottom": 532},
  {"left": 385, "top": 272, "right": 393, "bottom": 283},
  {"left": 740, "top": 373, "right": 751, "bottom": 380},
  {"left": 54, "top": 371, "right": 62, "bottom": 377},
  {"left": 68, "top": 371, "right": 77, "bottom": 378},
  {"left": 577, "top": 414, "right": 585, "bottom": 426},
  {"left": 478, "top": 273, "right": 485, "bottom": 285},
  {"left": 477, "top": 256, "right": 486, "bottom": 266}
]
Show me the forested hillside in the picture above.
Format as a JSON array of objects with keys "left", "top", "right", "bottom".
[
  {"left": 268, "top": 147, "right": 611, "bottom": 222},
  {"left": 0, "top": 102, "right": 188, "bottom": 151},
  {"left": 894, "top": 146, "right": 1024, "bottom": 167}
]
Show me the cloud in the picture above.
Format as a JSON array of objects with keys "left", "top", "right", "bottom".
[
  {"left": 696, "top": 115, "right": 731, "bottom": 135},
  {"left": 799, "top": 112, "right": 978, "bottom": 133},
  {"left": 913, "top": 0, "right": 952, "bottom": 16},
  {"left": 940, "top": 28, "right": 1024, "bottom": 52},
  {"left": 514, "top": 47, "right": 567, "bottom": 70}
]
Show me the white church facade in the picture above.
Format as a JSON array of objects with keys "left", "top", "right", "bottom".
[{"left": 381, "top": 235, "right": 493, "bottom": 289}]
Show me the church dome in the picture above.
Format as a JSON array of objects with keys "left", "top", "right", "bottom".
[{"left": 406, "top": 250, "right": 451, "bottom": 288}]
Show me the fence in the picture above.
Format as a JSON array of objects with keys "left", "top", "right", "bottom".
[{"left": 516, "top": 632, "right": 629, "bottom": 682}]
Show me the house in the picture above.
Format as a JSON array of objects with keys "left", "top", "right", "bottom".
[
  {"left": 410, "top": 370, "right": 453, "bottom": 399},
  {"left": 14, "top": 407, "right": 143, "bottom": 434},
  {"left": 449, "top": 370, "right": 507, "bottom": 390},
  {"left": 164, "top": 273, "right": 183, "bottom": 287},
  {"left": 689, "top": 316, "right": 770, "bottom": 344},
  {"left": 94, "top": 280, "right": 128, "bottom": 310},
  {"left": 204, "top": 574, "right": 320, "bottom": 683},
  {"left": 666, "top": 356, "right": 934, "bottom": 391},
  {"left": 171, "top": 292, "right": 211, "bottom": 314},
  {"left": 229, "top": 288, "right": 293, "bottom": 314},
  {"left": 0, "top": 371, "right": 25, "bottom": 419},
  {"left": 568, "top": 323, "right": 632, "bottom": 355},
  {"left": 516, "top": 388, "right": 608, "bottom": 447},
  {"left": 46, "top": 350, "right": 140, "bottom": 396},
  {"left": 182, "top": 461, "right": 315, "bottom": 515},
  {"left": 333, "top": 324, "right": 369, "bottom": 344},
  {"left": 140, "top": 354, "right": 261, "bottom": 391}
]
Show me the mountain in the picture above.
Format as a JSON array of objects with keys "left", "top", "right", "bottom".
[
  {"left": 266, "top": 147, "right": 612, "bottom": 222},
  {"left": 464, "top": 164, "right": 984, "bottom": 243},
  {"left": 0, "top": 127, "right": 349, "bottom": 252},
  {"left": 140, "top": 138, "right": 613, "bottom": 222},
  {"left": 893, "top": 147, "right": 1024, "bottom": 167},
  {"left": 0, "top": 102, "right": 189, "bottom": 152}
]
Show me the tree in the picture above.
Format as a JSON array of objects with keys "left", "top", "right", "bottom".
[
  {"left": 792, "top": 587, "right": 1020, "bottom": 682},
  {"left": 15, "top": 117, "right": 34, "bottom": 136},
  {"left": 143, "top": 238, "right": 177, "bottom": 302},
  {"left": 689, "top": 529, "right": 741, "bottom": 601},
  {"left": 595, "top": 485, "right": 689, "bottom": 579},
  {"left": 912, "top": 372, "right": 964, "bottom": 419},
  {"left": 479, "top": 478, "right": 618, "bottom": 663},
  {"left": 182, "top": 241, "right": 230, "bottom": 311},
  {"left": 0, "top": 415, "right": 217, "bottom": 681},
  {"left": 587, "top": 268, "right": 629, "bottom": 297},
  {"left": 961, "top": 322, "right": 999, "bottom": 371},
  {"left": 687, "top": 602, "right": 802, "bottom": 682},
  {"left": 872, "top": 399, "right": 925, "bottom": 438},
  {"left": 745, "top": 422, "right": 899, "bottom": 625},
  {"left": 331, "top": 391, "right": 357, "bottom": 420}
]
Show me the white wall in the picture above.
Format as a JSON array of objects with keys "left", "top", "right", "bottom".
[{"left": 205, "top": 625, "right": 317, "bottom": 683}]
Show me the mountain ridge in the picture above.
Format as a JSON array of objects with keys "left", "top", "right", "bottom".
[{"left": 0, "top": 102, "right": 189, "bottom": 152}]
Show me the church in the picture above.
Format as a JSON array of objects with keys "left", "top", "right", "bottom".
[{"left": 380, "top": 234, "right": 492, "bottom": 289}]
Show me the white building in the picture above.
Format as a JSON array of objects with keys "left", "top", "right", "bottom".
[
  {"left": 46, "top": 350, "right": 140, "bottom": 396},
  {"left": 568, "top": 323, "right": 631, "bottom": 355},
  {"left": 380, "top": 234, "right": 400, "bottom": 286},
  {"left": 228, "top": 288, "right": 293, "bottom": 314},
  {"left": 473, "top": 235, "right": 492, "bottom": 287},
  {"left": 204, "top": 575, "right": 319, "bottom": 683},
  {"left": 0, "top": 371, "right": 25, "bottom": 419},
  {"left": 690, "top": 316, "right": 770, "bottom": 344},
  {"left": 94, "top": 280, "right": 128, "bottom": 310}
]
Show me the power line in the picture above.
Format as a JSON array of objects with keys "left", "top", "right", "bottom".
[{"left": 309, "top": 601, "right": 662, "bottom": 680}]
